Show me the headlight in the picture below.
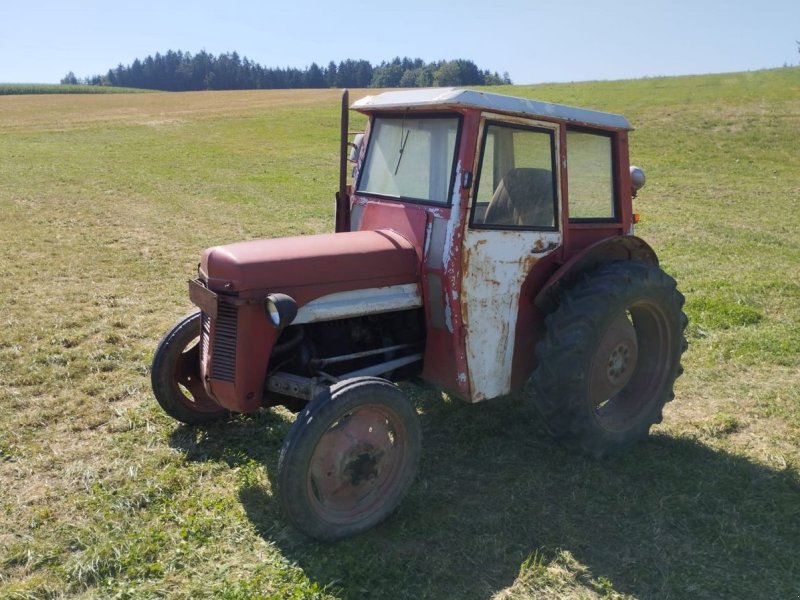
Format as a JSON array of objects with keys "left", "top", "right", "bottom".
[{"left": 264, "top": 293, "right": 298, "bottom": 329}]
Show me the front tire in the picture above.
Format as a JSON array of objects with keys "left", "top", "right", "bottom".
[
  {"left": 531, "top": 261, "right": 688, "bottom": 457},
  {"left": 277, "top": 377, "right": 421, "bottom": 541},
  {"left": 151, "top": 312, "right": 229, "bottom": 425}
]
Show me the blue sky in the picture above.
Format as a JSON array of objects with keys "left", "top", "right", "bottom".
[{"left": 1, "top": 0, "right": 798, "bottom": 85}]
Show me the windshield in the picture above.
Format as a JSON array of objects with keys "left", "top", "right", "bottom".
[{"left": 357, "top": 115, "right": 460, "bottom": 205}]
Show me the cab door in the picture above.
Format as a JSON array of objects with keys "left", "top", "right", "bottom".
[{"left": 461, "top": 115, "right": 562, "bottom": 401}]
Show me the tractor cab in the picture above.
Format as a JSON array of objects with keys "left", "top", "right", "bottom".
[{"left": 345, "top": 89, "right": 643, "bottom": 402}]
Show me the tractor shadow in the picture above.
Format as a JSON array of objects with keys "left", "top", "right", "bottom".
[{"left": 169, "top": 389, "right": 800, "bottom": 600}]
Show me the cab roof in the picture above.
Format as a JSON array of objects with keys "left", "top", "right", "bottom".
[{"left": 351, "top": 87, "right": 631, "bottom": 131}]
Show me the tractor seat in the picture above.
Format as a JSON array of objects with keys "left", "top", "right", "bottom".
[{"left": 483, "top": 167, "right": 555, "bottom": 228}]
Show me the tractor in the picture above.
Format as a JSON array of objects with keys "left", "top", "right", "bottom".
[{"left": 151, "top": 88, "right": 687, "bottom": 540}]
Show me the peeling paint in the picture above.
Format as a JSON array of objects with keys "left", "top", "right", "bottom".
[
  {"left": 444, "top": 301, "right": 453, "bottom": 332},
  {"left": 423, "top": 221, "right": 433, "bottom": 260},
  {"left": 441, "top": 160, "right": 463, "bottom": 262}
]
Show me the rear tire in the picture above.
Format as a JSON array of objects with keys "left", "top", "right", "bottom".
[
  {"left": 151, "top": 312, "right": 230, "bottom": 425},
  {"left": 531, "top": 261, "right": 688, "bottom": 457},
  {"left": 277, "top": 377, "right": 421, "bottom": 541}
]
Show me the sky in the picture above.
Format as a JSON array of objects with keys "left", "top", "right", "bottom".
[{"left": 1, "top": 0, "right": 798, "bottom": 85}]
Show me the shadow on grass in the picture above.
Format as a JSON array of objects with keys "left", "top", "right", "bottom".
[{"left": 169, "top": 389, "right": 800, "bottom": 600}]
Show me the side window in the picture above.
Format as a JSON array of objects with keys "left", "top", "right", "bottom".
[
  {"left": 567, "top": 130, "right": 616, "bottom": 220},
  {"left": 471, "top": 122, "right": 557, "bottom": 230}
]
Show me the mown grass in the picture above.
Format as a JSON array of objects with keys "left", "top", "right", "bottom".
[
  {"left": 1, "top": 69, "right": 799, "bottom": 599},
  {"left": 0, "top": 84, "right": 151, "bottom": 95}
]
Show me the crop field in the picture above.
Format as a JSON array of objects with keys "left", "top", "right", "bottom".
[
  {"left": 0, "top": 84, "right": 151, "bottom": 96},
  {"left": 1, "top": 69, "right": 799, "bottom": 599}
]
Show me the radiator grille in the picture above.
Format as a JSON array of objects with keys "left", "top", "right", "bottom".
[
  {"left": 200, "top": 311, "right": 211, "bottom": 365},
  {"left": 211, "top": 301, "right": 238, "bottom": 382}
]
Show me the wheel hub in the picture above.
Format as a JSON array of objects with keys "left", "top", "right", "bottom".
[
  {"left": 344, "top": 449, "right": 384, "bottom": 486},
  {"left": 607, "top": 343, "right": 633, "bottom": 383},
  {"left": 591, "top": 313, "right": 639, "bottom": 406}
]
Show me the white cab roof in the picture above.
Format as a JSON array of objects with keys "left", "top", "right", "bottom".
[{"left": 352, "top": 87, "right": 631, "bottom": 130}]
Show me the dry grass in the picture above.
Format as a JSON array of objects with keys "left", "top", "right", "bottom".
[
  {"left": 0, "top": 89, "right": 375, "bottom": 132},
  {"left": 1, "top": 70, "right": 799, "bottom": 599}
]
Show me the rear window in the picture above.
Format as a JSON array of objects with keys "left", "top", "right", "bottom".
[{"left": 567, "top": 130, "right": 616, "bottom": 220}]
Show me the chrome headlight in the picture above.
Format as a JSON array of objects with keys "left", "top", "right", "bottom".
[{"left": 264, "top": 293, "right": 298, "bottom": 329}]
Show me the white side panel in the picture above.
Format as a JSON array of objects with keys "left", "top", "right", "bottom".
[
  {"left": 461, "top": 229, "right": 560, "bottom": 401},
  {"left": 294, "top": 283, "right": 421, "bottom": 324}
]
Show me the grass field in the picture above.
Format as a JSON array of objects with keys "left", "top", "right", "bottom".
[{"left": 1, "top": 69, "right": 799, "bottom": 599}]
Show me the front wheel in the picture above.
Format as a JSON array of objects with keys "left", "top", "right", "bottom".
[
  {"left": 277, "top": 377, "right": 421, "bottom": 541},
  {"left": 531, "top": 261, "right": 688, "bottom": 457},
  {"left": 151, "top": 312, "right": 230, "bottom": 425}
]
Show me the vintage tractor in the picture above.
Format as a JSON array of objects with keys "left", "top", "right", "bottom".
[{"left": 151, "top": 88, "right": 687, "bottom": 540}]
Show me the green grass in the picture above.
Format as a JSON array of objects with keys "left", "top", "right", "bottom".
[
  {"left": 1, "top": 69, "right": 799, "bottom": 599},
  {"left": 0, "top": 83, "right": 152, "bottom": 95}
]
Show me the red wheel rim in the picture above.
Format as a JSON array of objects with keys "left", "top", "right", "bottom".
[
  {"left": 173, "top": 339, "right": 224, "bottom": 414},
  {"left": 590, "top": 302, "right": 672, "bottom": 431},
  {"left": 306, "top": 404, "right": 411, "bottom": 524}
]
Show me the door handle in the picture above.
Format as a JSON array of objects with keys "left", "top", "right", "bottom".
[{"left": 531, "top": 242, "right": 558, "bottom": 254}]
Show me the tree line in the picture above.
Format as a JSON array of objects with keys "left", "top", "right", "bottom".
[{"left": 61, "top": 51, "right": 512, "bottom": 91}]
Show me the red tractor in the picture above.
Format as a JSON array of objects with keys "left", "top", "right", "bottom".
[{"left": 152, "top": 89, "right": 687, "bottom": 540}]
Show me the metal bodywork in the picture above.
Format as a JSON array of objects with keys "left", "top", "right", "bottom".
[
  {"left": 194, "top": 229, "right": 418, "bottom": 411},
  {"left": 192, "top": 88, "right": 647, "bottom": 410}
]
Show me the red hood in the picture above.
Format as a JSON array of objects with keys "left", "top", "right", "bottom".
[{"left": 201, "top": 229, "right": 420, "bottom": 294}]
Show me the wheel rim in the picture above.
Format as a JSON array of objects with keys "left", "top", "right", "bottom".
[
  {"left": 589, "top": 302, "right": 672, "bottom": 431},
  {"left": 306, "top": 404, "right": 410, "bottom": 525},
  {"left": 172, "top": 336, "right": 225, "bottom": 415}
]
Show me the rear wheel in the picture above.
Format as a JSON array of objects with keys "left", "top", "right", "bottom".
[
  {"left": 531, "top": 261, "right": 688, "bottom": 457},
  {"left": 151, "top": 312, "right": 229, "bottom": 425},
  {"left": 277, "top": 377, "right": 421, "bottom": 541}
]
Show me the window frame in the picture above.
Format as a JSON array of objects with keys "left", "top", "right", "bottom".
[
  {"left": 565, "top": 126, "right": 620, "bottom": 223},
  {"left": 354, "top": 112, "right": 463, "bottom": 207},
  {"left": 469, "top": 119, "right": 560, "bottom": 232}
]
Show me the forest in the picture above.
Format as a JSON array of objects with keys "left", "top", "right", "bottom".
[{"left": 62, "top": 51, "right": 512, "bottom": 91}]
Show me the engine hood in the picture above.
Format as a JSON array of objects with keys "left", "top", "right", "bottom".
[{"left": 200, "top": 229, "right": 420, "bottom": 295}]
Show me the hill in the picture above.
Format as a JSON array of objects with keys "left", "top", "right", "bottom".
[{"left": 0, "top": 67, "right": 798, "bottom": 599}]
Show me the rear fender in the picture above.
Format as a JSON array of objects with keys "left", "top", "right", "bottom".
[{"left": 535, "top": 236, "right": 659, "bottom": 313}]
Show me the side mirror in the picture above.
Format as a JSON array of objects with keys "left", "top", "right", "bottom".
[{"left": 630, "top": 166, "right": 646, "bottom": 197}]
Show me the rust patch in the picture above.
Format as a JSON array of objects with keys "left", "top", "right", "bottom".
[
  {"left": 462, "top": 246, "right": 471, "bottom": 276},
  {"left": 520, "top": 251, "right": 539, "bottom": 273}
]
